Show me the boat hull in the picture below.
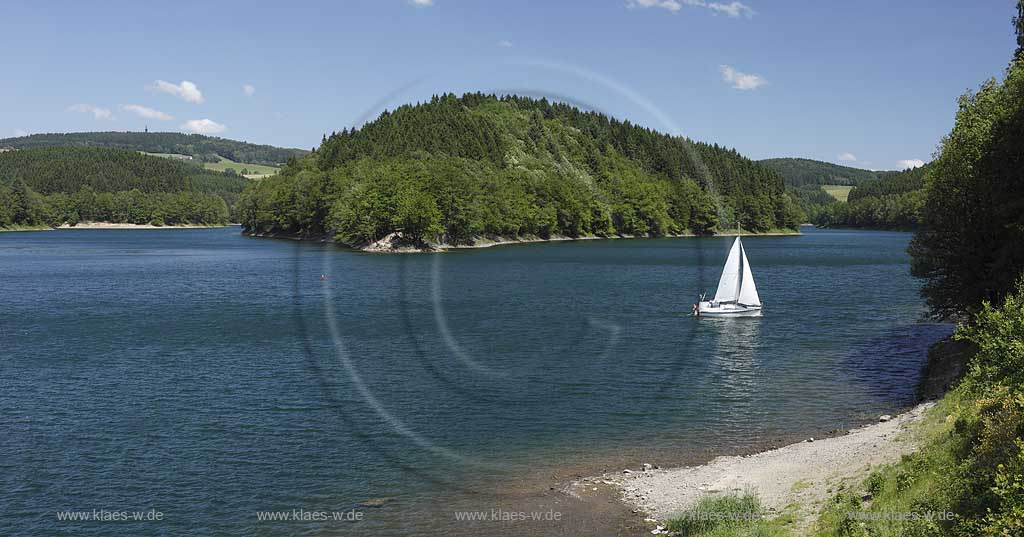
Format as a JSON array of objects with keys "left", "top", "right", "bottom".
[{"left": 696, "top": 301, "right": 762, "bottom": 317}]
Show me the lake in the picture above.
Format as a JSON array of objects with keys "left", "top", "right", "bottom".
[{"left": 0, "top": 227, "right": 951, "bottom": 536}]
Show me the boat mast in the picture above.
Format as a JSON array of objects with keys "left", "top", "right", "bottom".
[{"left": 735, "top": 219, "right": 743, "bottom": 303}]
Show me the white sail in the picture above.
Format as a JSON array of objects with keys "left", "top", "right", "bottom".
[
  {"left": 737, "top": 241, "right": 761, "bottom": 306},
  {"left": 713, "top": 237, "right": 742, "bottom": 303}
]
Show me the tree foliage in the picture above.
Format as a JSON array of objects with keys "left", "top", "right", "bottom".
[
  {"left": 0, "top": 131, "right": 306, "bottom": 166},
  {"left": 0, "top": 147, "right": 239, "bottom": 227},
  {"left": 241, "top": 93, "right": 799, "bottom": 245},
  {"left": 812, "top": 164, "right": 929, "bottom": 229},
  {"left": 758, "top": 157, "right": 882, "bottom": 187},
  {"left": 909, "top": 57, "right": 1024, "bottom": 318}
]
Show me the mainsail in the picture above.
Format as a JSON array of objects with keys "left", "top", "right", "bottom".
[
  {"left": 712, "top": 237, "right": 742, "bottom": 303},
  {"left": 712, "top": 236, "right": 761, "bottom": 306}
]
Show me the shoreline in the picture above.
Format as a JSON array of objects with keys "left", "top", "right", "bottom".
[
  {"left": 567, "top": 402, "right": 932, "bottom": 524},
  {"left": 552, "top": 402, "right": 936, "bottom": 537},
  {"left": 58, "top": 222, "right": 233, "bottom": 230},
  {"left": 243, "top": 228, "right": 803, "bottom": 253}
]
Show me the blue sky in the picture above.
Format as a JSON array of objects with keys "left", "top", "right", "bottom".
[{"left": 0, "top": 0, "right": 1017, "bottom": 169}]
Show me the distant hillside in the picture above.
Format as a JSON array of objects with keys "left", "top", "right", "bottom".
[
  {"left": 0, "top": 132, "right": 307, "bottom": 166},
  {"left": 759, "top": 157, "right": 884, "bottom": 187},
  {"left": 814, "top": 164, "right": 931, "bottom": 229},
  {"left": 0, "top": 147, "right": 250, "bottom": 229},
  {"left": 242, "top": 92, "right": 803, "bottom": 249}
]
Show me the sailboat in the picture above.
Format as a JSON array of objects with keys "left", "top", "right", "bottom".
[{"left": 696, "top": 227, "right": 762, "bottom": 317}]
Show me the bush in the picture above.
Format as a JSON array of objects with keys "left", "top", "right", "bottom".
[{"left": 957, "top": 281, "right": 1024, "bottom": 391}]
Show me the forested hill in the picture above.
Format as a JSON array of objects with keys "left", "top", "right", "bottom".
[
  {"left": 0, "top": 147, "right": 249, "bottom": 228},
  {"left": 812, "top": 164, "right": 930, "bottom": 229},
  {"left": 0, "top": 132, "right": 307, "bottom": 166},
  {"left": 241, "top": 93, "right": 802, "bottom": 248},
  {"left": 0, "top": 147, "right": 248, "bottom": 196},
  {"left": 759, "top": 157, "right": 883, "bottom": 187}
]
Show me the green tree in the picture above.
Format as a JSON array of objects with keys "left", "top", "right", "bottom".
[
  {"left": 910, "top": 58, "right": 1024, "bottom": 318},
  {"left": 393, "top": 186, "right": 442, "bottom": 243}
]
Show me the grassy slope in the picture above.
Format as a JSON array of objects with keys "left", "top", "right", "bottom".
[
  {"left": 142, "top": 152, "right": 279, "bottom": 178},
  {"left": 822, "top": 185, "right": 854, "bottom": 202},
  {"left": 202, "top": 155, "right": 278, "bottom": 176}
]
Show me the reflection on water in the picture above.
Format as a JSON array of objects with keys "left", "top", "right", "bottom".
[{"left": 705, "top": 317, "right": 762, "bottom": 405}]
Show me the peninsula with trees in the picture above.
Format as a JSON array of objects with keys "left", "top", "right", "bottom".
[{"left": 239, "top": 93, "right": 804, "bottom": 250}]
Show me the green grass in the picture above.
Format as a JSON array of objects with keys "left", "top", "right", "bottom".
[
  {"left": 202, "top": 155, "right": 278, "bottom": 177},
  {"left": 665, "top": 492, "right": 797, "bottom": 537},
  {"left": 822, "top": 185, "right": 854, "bottom": 202}
]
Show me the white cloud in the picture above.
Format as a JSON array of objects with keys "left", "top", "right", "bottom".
[
  {"left": 243, "top": 84, "right": 256, "bottom": 97},
  {"left": 838, "top": 152, "right": 857, "bottom": 162},
  {"left": 898, "top": 159, "right": 925, "bottom": 169},
  {"left": 181, "top": 119, "right": 226, "bottom": 134},
  {"left": 410, "top": 0, "right": 433, "bottom": 6},
  {"left": 14, "top": 129, "right": 28, "bottom": 137},
  {"left": 122, "top": 104, "right": 172, "bottom": 121},
  {"left": 497, "top": 40, "right": 513, "bottom": 48},
  {"left": 719, "top": 65, "right": 766, "bottom": 90},
  {"left": 703, "top": 1, "right": 754, "bottom": 17},
  {"left": 627, "top": 0, "right": 681, "bottom": 12},
  {"left": 68, "top": 104, "right": 113, "bottom": 120},
  {"left": 147, "top": 80, "right": 204, "bottom": 104},
  {"left": 627, "top": 0, "right": 753, "bottom": 17}
]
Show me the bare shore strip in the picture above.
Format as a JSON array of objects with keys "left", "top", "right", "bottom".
[
  {"left": 568, "top": 402, "right": 934, "bottom": 527},
  {"left": 247, "top": 228, "right": 803, "bottom": 253},
  {"left": 57, "top": 222, "right": 232, "bottom": 230}
]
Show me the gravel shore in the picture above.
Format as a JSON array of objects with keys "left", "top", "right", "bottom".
[{"left": 569, "top": 402, "right": 934, "bottom": 526}]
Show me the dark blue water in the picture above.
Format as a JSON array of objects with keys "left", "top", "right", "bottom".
[{"left": 0, "top": 227, "right": 950, "bottom": 536}]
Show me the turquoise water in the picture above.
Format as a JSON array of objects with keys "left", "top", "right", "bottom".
[{"left": 0, "top": 227, "right": 951, "bottom": 536}]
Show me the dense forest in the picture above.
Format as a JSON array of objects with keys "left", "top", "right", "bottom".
[
  {"left": 758, "top": 157, "right": 883, "bottom": 187},
  {"left": 811, "top": 164, "right": 929, "bottom": 229},
  {"left": 240, "top": 93, "right": 802, "bottom": 247},
  {"left": 758, "top": 157, "right": 913, "bottom": 228},
  {"left": 0, "top": 147, "right": 248, "bottom": 228},
  {"left": 0, "top": 131, "right": 307, "bottom": 166}
]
